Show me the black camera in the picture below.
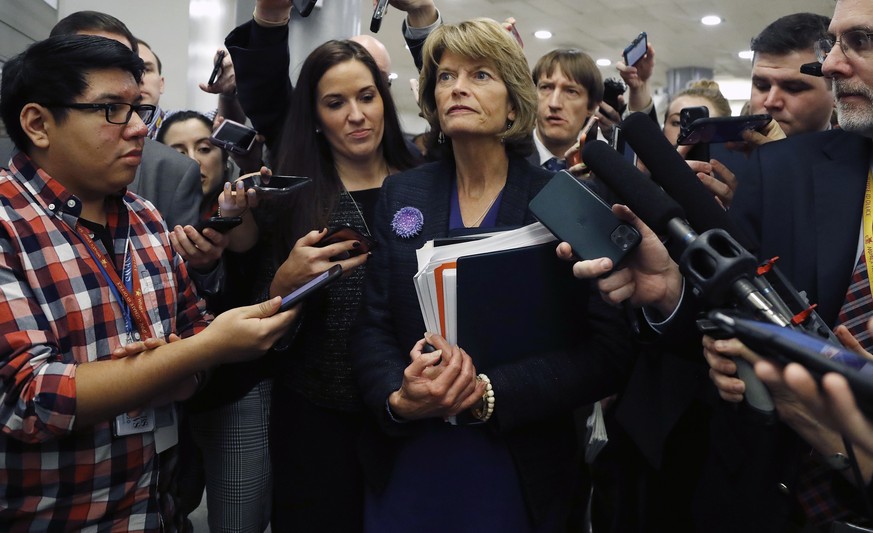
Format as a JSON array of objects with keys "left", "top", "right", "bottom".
[{"left": 602, "top": 78, "right": 627, "bottom": 114}]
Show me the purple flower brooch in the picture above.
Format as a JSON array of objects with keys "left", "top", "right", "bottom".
[{"left": 391, "top": 206, "right": 424, "bottom": 238}]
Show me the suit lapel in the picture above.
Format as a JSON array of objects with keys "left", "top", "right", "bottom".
[
  {"left": 813, "top": 131, "right": 871, "bottom": 324},
  {"left": 420, "top": 159, "right": 453, "bottom": 239},
  {"left": 496, "top": 158, "right": 533, "bottom": 227}
]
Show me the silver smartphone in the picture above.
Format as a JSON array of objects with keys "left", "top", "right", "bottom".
[{"left": 209, "top": 119, "right": 257, "bottom": 155}]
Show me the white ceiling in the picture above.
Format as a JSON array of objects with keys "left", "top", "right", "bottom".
[{"left": 357, "top": 0, "right": 836, "bottom": 132}]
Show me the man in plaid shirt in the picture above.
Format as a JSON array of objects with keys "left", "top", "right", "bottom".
[{"left": 0, "top": 35, "right": 296, "bottom": 531}]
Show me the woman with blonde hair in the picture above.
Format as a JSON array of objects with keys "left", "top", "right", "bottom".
[
  {"left": 662, "top": 79, "right": 732, "bottom": 145},
  {"left": 352, "top": 18, "right": 634, "bottom": 532}
]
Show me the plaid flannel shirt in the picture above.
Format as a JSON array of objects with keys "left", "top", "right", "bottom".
[{"left": 0, "top": 151, "right": 209, "bottom": 531}]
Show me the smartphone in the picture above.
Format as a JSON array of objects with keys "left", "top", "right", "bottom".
[
  {"left": 207, "top": 50, "right": 225, "bottom": 86},
  {"left": 209, "top": 119, "right": 257, "bottom": 155},
  {"left": 193, "top": 216, "right": 242, "bottom": 234},
  {"left": 370, "top": 0, "right": 390, "bottom": 32},
  {"left": 623, "top": 32, "right": 648, "bottom": 67},
  {"left": 566, "top": 115, "right": 599, "bottom": 167},
  {"left": 611, "top": 127, "right": 637, "bottom": 166},
  {"left": 678, "top": 106, "right": 710, "bottom": 160},
  {"left": 317, "top": 224, "right": 377, "bottom": 260},
  {"left": 679, "top": 105, "right": 709, "bottom": 131},
  {"left": 602, "top": 78, "right": 627, "bottom": 115},
  {"left": 528, "top": 170, "right": 641, "bottom": 265},
  {"left": 677, "top": 114, "right": 772, "bottom": 145},
  {"left": 236, "top": 174, "right": 311, "bottom": 199},
  {"left": 293, "top": 0, "right": 318, "bottom": 17},
  {"left": 278, "top": 264, "right": 343, "bottom": 311}
]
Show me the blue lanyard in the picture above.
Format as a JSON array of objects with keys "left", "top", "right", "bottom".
[{"left": 74, "top": 228, "right": 137, "bottom": 338}]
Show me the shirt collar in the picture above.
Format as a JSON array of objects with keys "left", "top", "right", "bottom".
[
  {"left": 533, "top": 128, "right": 558, "bottom": 166},
  {"left": 7, "top": 150, "right": 126, "bottom": 222}
]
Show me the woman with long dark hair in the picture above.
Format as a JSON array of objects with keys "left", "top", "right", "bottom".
[{"left": 221, "top": 39, "right": 418, "bottom": 531}]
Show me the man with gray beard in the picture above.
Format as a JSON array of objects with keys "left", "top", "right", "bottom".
[{"left": 569, "top": 0, "right": 873, "bottom": 529}]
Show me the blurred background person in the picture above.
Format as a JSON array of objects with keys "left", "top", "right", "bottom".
[{"left": 156, "top": 110, "right": 272, "bottom": 533}]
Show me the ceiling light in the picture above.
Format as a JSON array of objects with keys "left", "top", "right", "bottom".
[
  {"left": 701, "top": 15, "right": 722, "bottom": 26},
  {"left": 534, "top": 30, "right": 552, "bottom": 40},
  {"left": 738, "top": 50, "right": 754, "bottom": 60},
  {"left": 596, "top": 58, "right": 612, "bottom": 67}
]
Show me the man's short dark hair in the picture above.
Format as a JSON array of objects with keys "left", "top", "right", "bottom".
[
  {"left": 51, "top": 10, "right": 139, "bottom": 54},
  {"left": 0, "top": 34, "right": 145, "bottom": 152},
  {"left": 531, "top": 49, "right": 604, "bottom": 107},
  {"left": 137, "top": 39, "right": 162, "bottom": 74},
  {"left": 751, "top": 12, "right": 831, "bottom": 56}
]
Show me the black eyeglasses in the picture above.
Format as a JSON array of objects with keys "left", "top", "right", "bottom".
[
  {"left": 43, "top": 102, "right": 157, "bottom": 125},
  {"left": 815, "top": 29, "right": 873, "bottom": 63}
]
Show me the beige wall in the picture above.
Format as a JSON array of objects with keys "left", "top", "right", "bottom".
[{"left": 58, "top": 0, "right": 241, "bottom": 114}]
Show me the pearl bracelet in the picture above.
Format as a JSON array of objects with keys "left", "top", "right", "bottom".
[{"left": 471, "top": 373, "right": 495, "bottom": 422}]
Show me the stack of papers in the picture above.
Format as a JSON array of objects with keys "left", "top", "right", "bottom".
[{"left": 414, "top": 222, "right": 556, "bottom": 343}]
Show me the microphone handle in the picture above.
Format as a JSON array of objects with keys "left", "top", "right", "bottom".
[{"left": 735, "top": 358, "right": 776, "bottom": 418}]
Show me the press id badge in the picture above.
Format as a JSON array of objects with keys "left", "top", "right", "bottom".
[{"left": 114, "top": 408, "right": 156, "bottom": 437}]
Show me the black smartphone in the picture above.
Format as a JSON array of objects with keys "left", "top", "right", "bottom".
[
  {"left": 678, "top": 106, "right": 711, "bottom": 160},
  {"left": 209, "top": 119, "right": 257, "bottom": 155},
  {"left": 528, "top": 170, "right": 641, "bottom": 265},
  {"left": 208, "top": 50, "right": 225, "bottom": 86},
  {"left": 193, "top": 216, "right": 242, "bottom": 234},
  {"left": 623, "top": 32, "right": 648, "bottom": 66},
  {"left": 278, "top": 264, "right": 343, "bottom": 311},
  {"left": 293, "top": 0, "right": 318, "bottom": 17},
  {"left": 611, "top": 127, "right": 637, "bottom": 166},
  {"left": 677, "top": 114, "right": 772, "bottom": 145},
  {"left": 370, "top": 0, "right": 390, "bottom": 33},
  {"left": 317, "top": 224, "right": 377, "bottom": 260},
  {"left": 237, "top": 174, "right": 311, "bottom": 199},
  {"left": 679, "top": 105, "right": 709, "bottom": 131},
  {"left": 602, "top": 78, "right": 627, "bottom": 115}
]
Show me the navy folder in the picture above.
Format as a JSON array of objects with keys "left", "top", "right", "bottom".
[{"left": 455, "top": 242, "right": 590, "bottom": 371}]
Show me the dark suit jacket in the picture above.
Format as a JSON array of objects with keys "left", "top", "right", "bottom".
[
  {"left": 592, "top": 130, "right": 872, "bottom": 532},
  {"left": 129, "top": 138, "right": 201, "bottom": 229},
  {"left": 351, "top": 156, "right": 635, "bottom": 527},
  {"left": 693, "top": 129, "right": 871, "bottom": 531},
  {"left": 731, "top": 129, "right": 870, "bottom": 326}
]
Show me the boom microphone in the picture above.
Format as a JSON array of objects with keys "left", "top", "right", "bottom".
[
  {"left": 582, "top": 140, "right": 788, "bottom": 417},
  {"left": 620, "top": 112, "right": 756, "bottom": 251},
  {"left": 582, "top": 140, "right": 686, "bottom": 238}
]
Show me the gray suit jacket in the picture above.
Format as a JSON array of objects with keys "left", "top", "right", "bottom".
[{"left": 129, "top": 138, "right": 201, "bottom": 229}]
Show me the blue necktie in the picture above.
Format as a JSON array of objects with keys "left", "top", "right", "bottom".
[{"left": 543, "top": 157, "right": 567, "bottom": 172}]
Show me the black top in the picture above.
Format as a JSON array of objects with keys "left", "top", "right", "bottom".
[{"left": 270, "top": 188, "right": 380, "bottom": 412}]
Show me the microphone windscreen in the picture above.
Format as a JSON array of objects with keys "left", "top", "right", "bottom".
[
  {"left": 582, "top": 140, "right": 685, "bottom": 235},
  {"left": 620, "top": 112, "right": 751, "bottom": 247}
]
